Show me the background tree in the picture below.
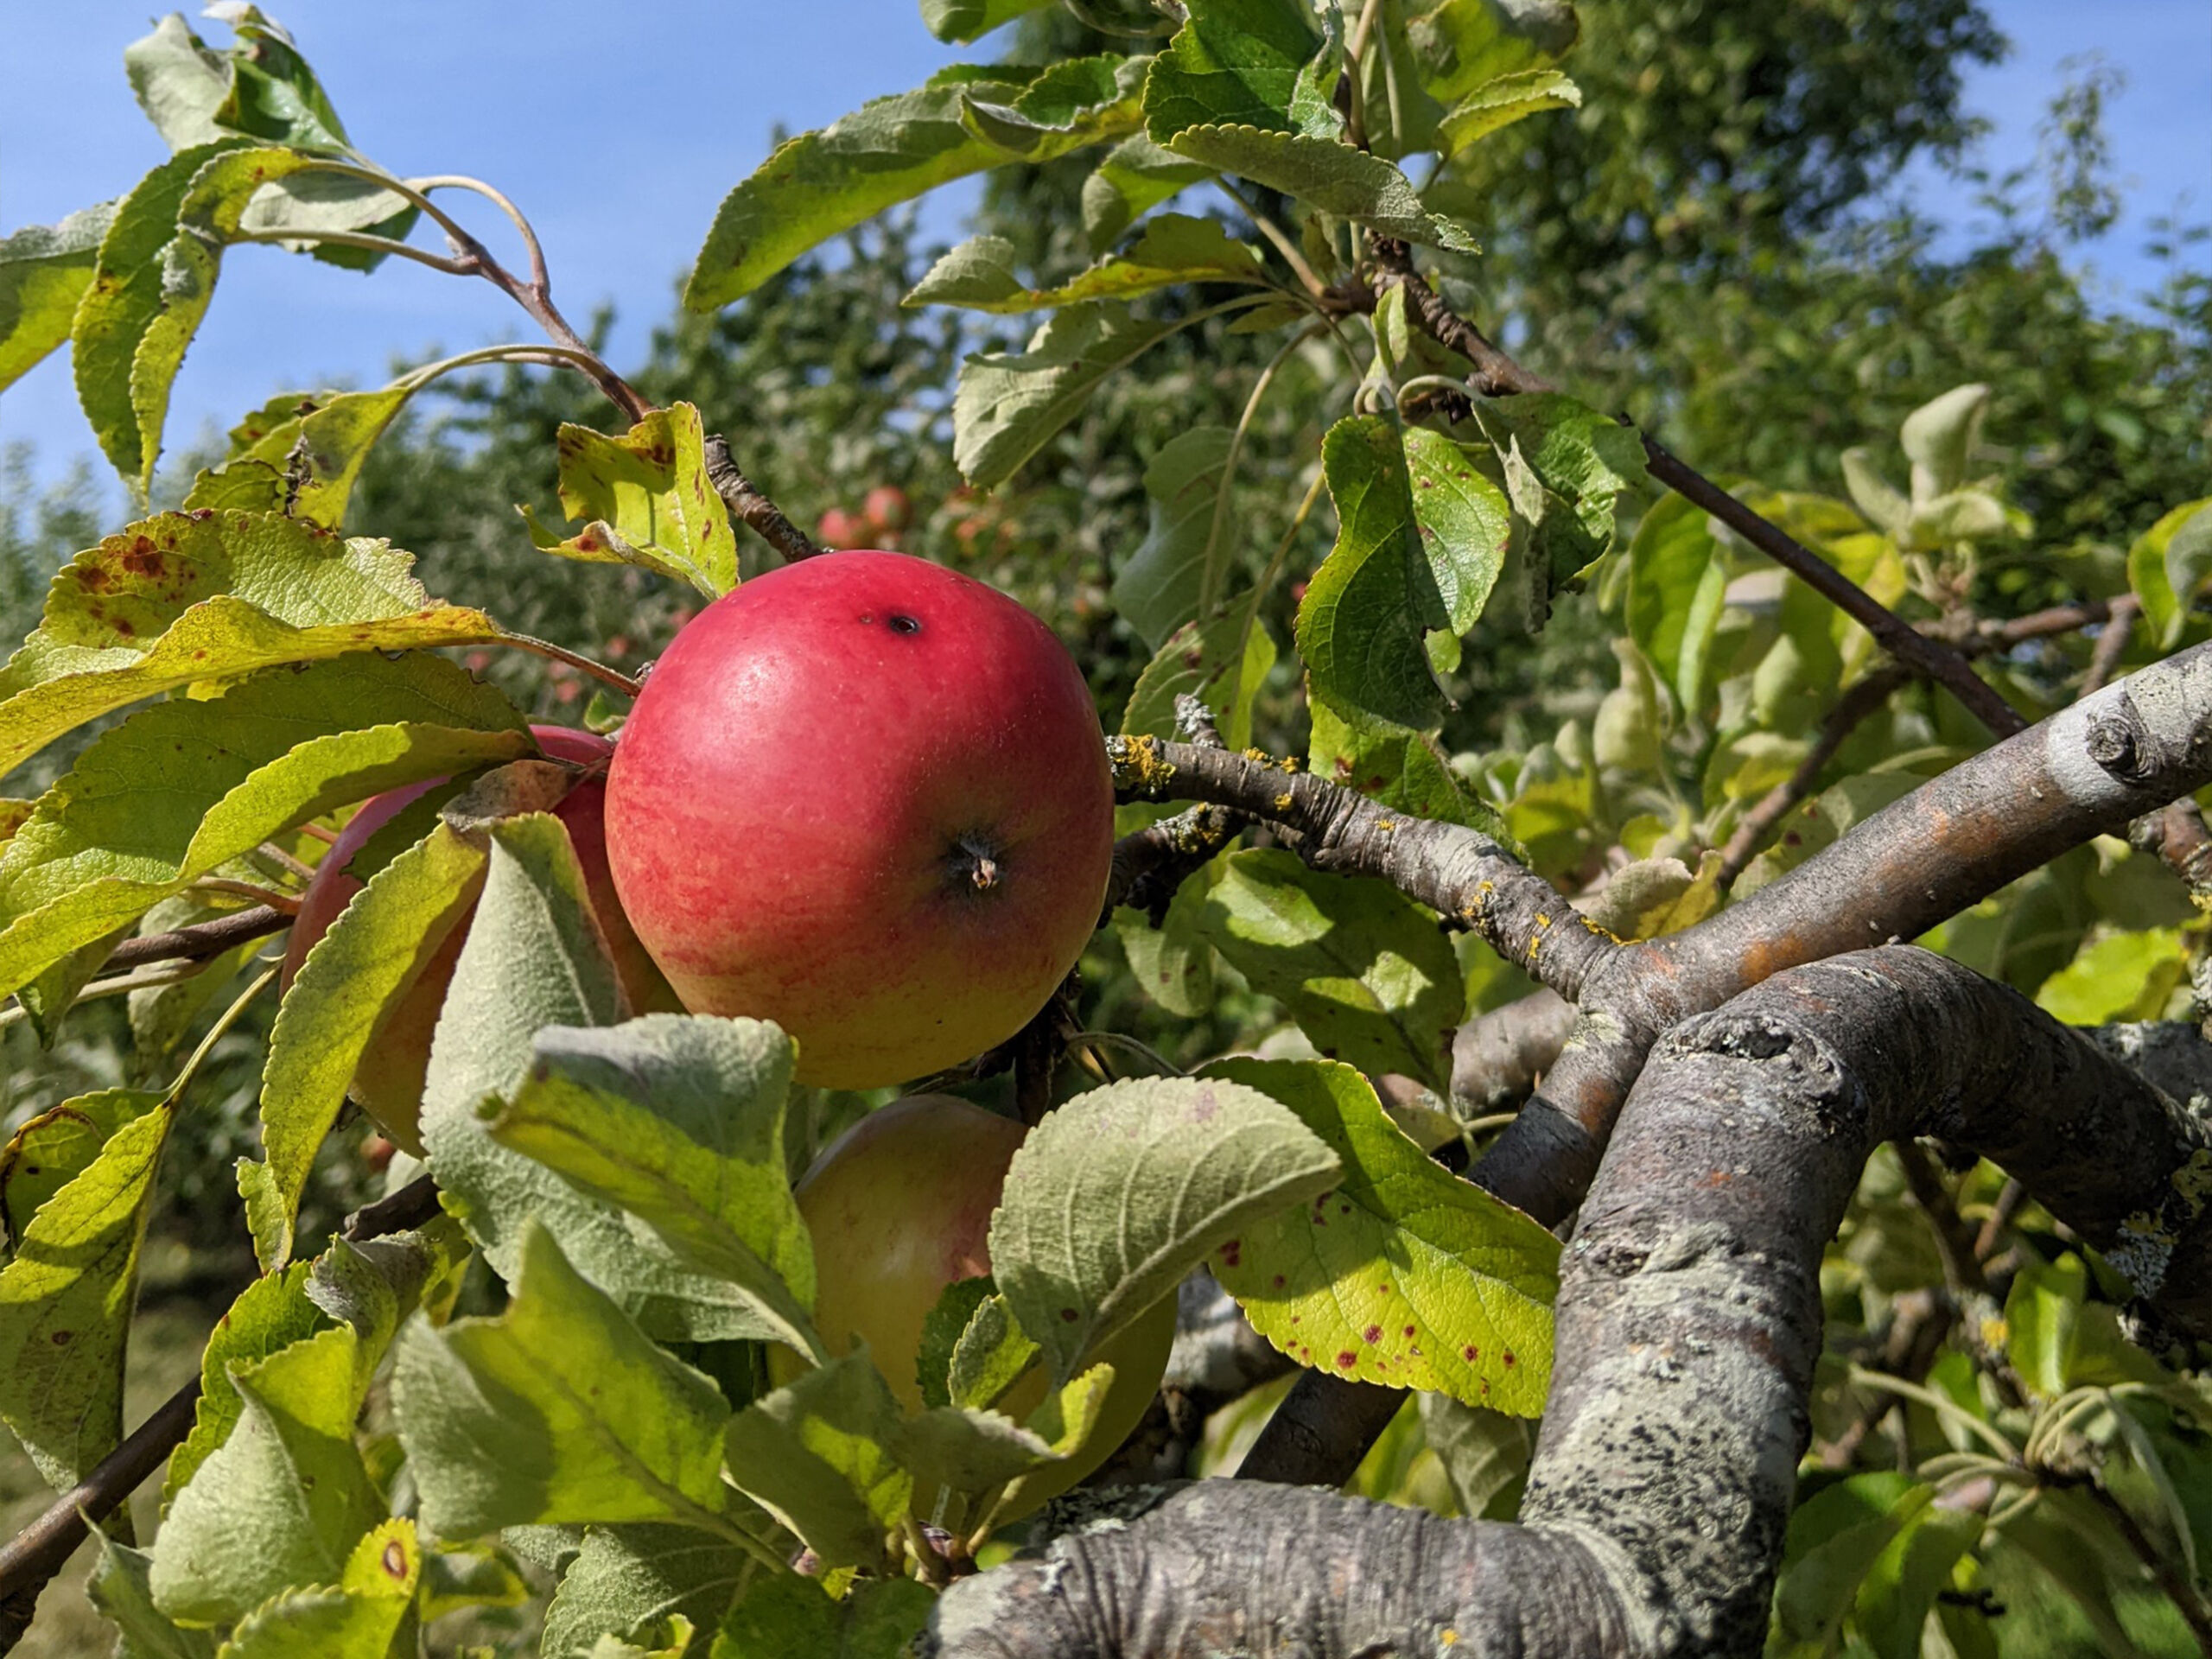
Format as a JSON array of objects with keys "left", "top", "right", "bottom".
[{"left": 0, "top": 3, "right": 2208, "bottom": 1656}]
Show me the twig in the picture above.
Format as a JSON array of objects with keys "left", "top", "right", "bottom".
[
  {"left": 494, "top": 633, "right": 643, "bottom": 698},
  {"left": 2083, "top": 594, "right": 2141, "bottom": 696},
  {"left": 1643, "top": 443, "right": 2027, "bottom": 739},
  {"left": 1717, "top": 666, "right": 1908, "bottom": 887},
  {"left": 104, "top": 906, "right": 289, "bottom": 970},
  {"left": 1363, "top": 237, "right": 2027, "bottom": 741},
  {"left": 1893, "top": 1141, "right": 1991, "bottom": 1298},
  {"left": 702, "top": 435, "right": 821, "bottom": 563},
  {"left": 0, "top": 1176, "right": 442, "bottom": 1636}
]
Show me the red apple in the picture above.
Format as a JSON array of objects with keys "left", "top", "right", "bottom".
[
  {"left": 280, "top": 725, "right": 670, "bottom": 1153},
  {"left": 602, "top": 550, "right": 1114, "bottom": 1088},
  {"left": 779, "top": 1095, "right": 1173, "bottom": 1518},
  {"left": 816, "top": 507, "right": 872, "bottom": 550},
  {"left": 862, "top": 485, "right": 913, "bottom": 534}
]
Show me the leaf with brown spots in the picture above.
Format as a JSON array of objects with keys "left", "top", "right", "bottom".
[
  {"left": 1206, "top": 1057, "right": 1557, "bottom": 1414},
  {"left": 0, "top": 508, "right": 503, "bottom": 777},
  {"left": 522, "top": 404, "right": 742, "bottom": 599}
]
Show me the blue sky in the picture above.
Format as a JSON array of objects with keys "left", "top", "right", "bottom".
[{"left": 3, "top": 1, "right": 2205, "bottom": 508}]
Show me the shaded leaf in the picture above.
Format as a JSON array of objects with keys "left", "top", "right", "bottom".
[
  {"left": 216, "top": 1516, "right": 421, "bottom": 1659},
  {"left": 150, "top": 1324, "right": 383, "bottom": 1624},
  {"left": 1164, "top": 126, "right": 1478, "bottom": 250},
  {"left": 1435, "top": 67, "right": 1581, "bottom": 153},
  {"left": 1143, "top": 0, "right": 1327, "bottom": 139},
  {"left": 482, "top": 1015, "right": 817, "bottom": 1357},
  {"left": 1081, "top": 135, "right": 1216, "bottom": 251},
  {"left": 0, "top": 202, "right": 115, "bottom": 392},
  {"left": 954, "top": 303, "right": 1192, "bottom": 488},
  {"left": 712, "top": 1573, "right": 934, "bottom": 1659},
  {"left": 1111, "top": 427, "right": 1236, "bottom": 649},
  {"left": 990, "top": 1072, "right": 1339, "bottom": 1383},
  {"left": 0, "top": 1100, "right": 168, "bottom": 1487},
  {"left": 543, "top": 1523, "right": 755, "bottom": 1659},
  {"left": 394, "top": 1223, "right": 737, "bottom": 1538},
  {"left": 908, "top": 214, "right": 1268, "bottom": 315},
  {"left": 1191, "top": 848, "right": 1465, "bottom": 1090}
]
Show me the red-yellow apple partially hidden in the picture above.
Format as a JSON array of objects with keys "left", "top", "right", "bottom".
[
  {"left": 783, "top": 1095, "right": 1173, "bottom": 1516},
  {"left": 281, "top": 725, "right": 665, "bottom": 1153},
  {"left": 602, "top": 550, "right": 1115, "bottom": 1088}
]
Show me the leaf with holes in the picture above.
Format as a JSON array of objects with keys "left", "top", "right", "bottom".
[{"left": 521, "top": 404, "right": 741, "bottom": 600}]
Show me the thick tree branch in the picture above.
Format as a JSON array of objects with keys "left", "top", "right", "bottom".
[
  {"left": 928, "top": 949, "right": 2212, "bottom": 1656},
  {"left": 1451, "top": 988, "right": 1576, "bottom": 1111},
  {"left": 1109, "top": 736, "right": 1614, "bottom": 1003},
  {"left": 0, "top": 1177, "right": 443, "bottom": 1638}
]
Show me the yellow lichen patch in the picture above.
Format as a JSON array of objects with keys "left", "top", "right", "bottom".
[
  {"left": 1274, "top": 791, "right": 1295, "bottom": 812},
  {"left": 1107, "top": 733, "right": 1178, "bottom": 793}
]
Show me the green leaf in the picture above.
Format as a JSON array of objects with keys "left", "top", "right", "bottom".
[
  {"left": 953, "top": 302, "right": 1192, "bottom": 489},
  {"left": 1122, "top": 606, "right": 1276, "bottom": 751},
  {"left": 421, "top": 818, "right": 773, "bottom": 1340},
  {"left": 1116, "top": 884, "right": 1221, "bottom": 1020},
  {"left": 1435, "top": 67, "right": 1581, "bottom": 154},
  {"left": 1110, "top": 427, "right": 1236, "bottom": 648},
  {"left": 920, "top": 0, "right": 1056, "bottom": 41},
  {"left": 244, "top": 825, "right": 486, "bottom": 1268},
  {"left": 712, "top": 1573, "right": 934, "bottom": 1659},
  {"left": 522, "top": 404, "right": 742, "bottom": 600},
  {"left": 124, "top": 16, "right": 235, "bottom": 149},
  {"left": 543, "top": 1523, "right": 755, "bottom": 1659},
  {"left": 1081, "top": 135, "right": 1217, "bottom": 251},
  {"left": 1624, "top": 493, "right": 1728, "bottom": 715},
  {"left": 0, "top": 202, "right": 116, "bottom": 392},
  {"left": 2127, "top": 499, "right": 2212, "bottom": 650},
  {"left": 0, "top": 1100, "right": 168, "bottom": 1487},
  {"left": 916, "top": 1277, "right": 996, "bottom": 1410},
  {"left": 2036, "top": 927, "right": 2190, "bottom": 1026},
  {"left": 481, "top": 1014, "right": 818, "bottom": 1357},
  {"left": 893, "top": 1402, "right": 1060, "bottom": 1500},
  {"left": 1471, "top": 393, "right": 1649, "bottom": 582},
  {"left": 1191, "top": 848, "right": 1465, "bottom": 1090},
  {"left": 686, "top": 60, "right": 1143, "bottom": 310},
  {"left": 1402, "top": 425, "right": 1513, "bottom": 634},
  {"left": 722, "top": 1355, "right": 909, "bottom": 1571},
  {"left": 395, "top": 1223, "right": 737, "bottom": 1538},
  {"left": 150, "top": 1324, "right": 383, "bottom": 1624},
  {"left": 0, "top": 1087, "right": 155, "bottom": 1249},
  {"left": 215, "top": 1516, "right": 421, "bottom": 1659},
  {"left": 1299, "top": 414, "right": 1459, "bottom": 729},
  {"left": 909, "top": 214, "right": 1268, "bottom": 317},
  {"left": 1207, "top": 1058, "right": 1556, "bottom": 1412},
  {"left": 946, "top": 1292, "right": 1042, "bottom": 1412},
  {"left": 1403, "top": 0, "right": 1580, "bottom": 105},
  {"left": 2005, "top": 1252, "right": 2085, "bottom": 1401},
  {"left": 990, "top": 1072, "right": 1339, "bottom": 1384},
  {"left": 86, "top": 145, "right": 328, "bottom": 493},
  {"left": 71, "top": 141, "right": 251, "bottom": 489},
  {"left": 1163, "top": 126, "right": 1478, "bottom": 251},
  {"left": 1770, "top": 1472, "right": 1929, "bottom": 1649},
  {"left": 0, "top": 653, "right": 529, "bottom": 1001},
  {"left": 1856, "top": 1504, "right": 1984, "bottom": 1659},
  {"left": 166, "top": 1260, "right": 325, "bottom": 1508},
  {"left": 1418, "top": 1393, "right": 1533, "bottom": 1518},
  {"left": 0, "top": 508, "right": 504, "bottom": 778},
  {"left": 1143, "top": 0, "right": 1326, "bottom": 139},
  {"left": 183, "top": 382, "right": 416, "bottom": 530},
  {"left": 1898, "top": 383, "right": 1989, "bottom": 501},
  {"left": 1306, "top": 698, "right": 1513, "bottom": 840},
  {"left": 87, "top": 1535, "right": 216, "bottom": 1659}
]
